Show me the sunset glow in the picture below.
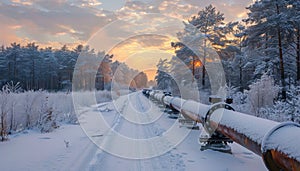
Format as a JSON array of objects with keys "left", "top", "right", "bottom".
[{"left": 0, "top": 0, "right": 253, "bottom": 80}]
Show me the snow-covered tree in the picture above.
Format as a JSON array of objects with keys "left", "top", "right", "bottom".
[
  {"left": 40, "top": 47, "right": 59, "bottom": 90},
  {"left": 285, "top": 1, "right": 300, "bottom": 81},
  {"left": 244, "top": 0, "right": 296, "bottom": 99},
  {"left": 97, "top": 53, "right": 113, "bottom": 90},
  {"left": 155, "top": 59, "right": 172, "bottom": 91},
  {"left": 0, "top": 43, "right": 110, "bottom": 91},
  {"left": 285, "top": 85, "right": 300, "bottom": 123},
  {"left": 132, "top": 72, "right": 148, "bottom": 89},
  {"left": 55, "top": 45, "right": 77, "bottom": 90},
  {"left": 111, "top": 61, "right": 145, "bottom": 93},
  {"left": 188, "top": 4, "right": 225, "bottom": 86}
]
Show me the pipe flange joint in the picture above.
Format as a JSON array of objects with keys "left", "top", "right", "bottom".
[{"left": 203, "top": 102, "right": 234, "bottom": 136}]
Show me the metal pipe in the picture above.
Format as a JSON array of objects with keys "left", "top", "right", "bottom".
[{"left": 150, "top": 92, "right": 300, "bottom": 171}]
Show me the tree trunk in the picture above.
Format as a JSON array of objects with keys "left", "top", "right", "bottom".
[
  {"left": 10, "top": 103, "right": 14, "bottom": 132},
  {"left": 276, "top": 3, "right": 286, "bottom": 100},
  {"left": 1, "top": 114, "right": 7, "bottom": 141},
  {"left": 239, "top": 58, "right": 243, "bottom": 91},
  {"left": 265, "top": 33, "right": 268, "bottom": 56},
  {"left": 192, "top": 56, "right": 195, "bottom": 83},
  {"left": 13, "top": 53, "right": 16, "bottom": 80},
  {"left": 26, "top": 113, "right": 30, "bottom": 128},
  {"left": 32, "top": 58, "right": 35, "bottom": 90},
  {"left": 297, "top": 27, "right": 300, "bottom": 81},
  {"left": 202, "top": 39, "right": 207, "bottom": 86}
]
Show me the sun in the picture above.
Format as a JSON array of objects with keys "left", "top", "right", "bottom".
[{"left": 194, "top": 60, "right": 202, "bottom": 68}]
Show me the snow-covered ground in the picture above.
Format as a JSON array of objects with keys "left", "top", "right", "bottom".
[{"left": 0, "top": 92, "right": 268, "bottom": 171}]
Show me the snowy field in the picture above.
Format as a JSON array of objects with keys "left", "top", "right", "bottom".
[{"left": 0, "top": 92, "right": 268, "bottom": 171}]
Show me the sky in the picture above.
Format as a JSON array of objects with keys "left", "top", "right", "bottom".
[{"left": 0, "top": 0, "right": 254, "bottom": 80}]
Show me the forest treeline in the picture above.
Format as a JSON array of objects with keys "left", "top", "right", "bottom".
[{"left": 0, "top": 43, "right": 148, "bottom": 91}]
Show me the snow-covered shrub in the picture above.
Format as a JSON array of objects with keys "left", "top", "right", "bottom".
[
  {"left": 231, "top": 91, "right": 250, "bottom": 114},
  {"left": 48, "top": 92, "right": 77, "bottom": 124},
  {"left": 246, "top": 73, "right": 279, "bottom": 115},
  {"left": 72, "top": 91, "right": 96, "bottom": 108},
  {"left": 95, "top": 90, "right": 113, "bottom": 103},
  {"left": 231, "top": 82, "right": 300, "bottom": 123},
  {"left": 39, "top": 96, "right": 59, "bottom": 133},
  {"left": 177, "top": 82, "right": 200, "bottom": 102},
  {"left": 0, "top": 86, "right": 10, "bottom": 141},
  {"left": 22, "top": 91, "right": 47, "bottom": 129},
  {"left": 259, "top": 85, "right": 300, "bottom": 123},
  {"left": 258, "top": 101, "right": 290, "bottom": 122},
  {"left": 285, "top": 85, "right": 300, "bottom": 123},
  {"left": 0, "top": 89, "right": 113, "bottom": 137},
  {"left": 0, "top": 82, "right": 23, "bottom": 135},
  {"left": 4, "top": 81, "right": 22, "bottom": 93}
]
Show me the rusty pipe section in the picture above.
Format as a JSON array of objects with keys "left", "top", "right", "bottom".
[{"left": 150, "top": 92, "right": 300, "bottom": 171}]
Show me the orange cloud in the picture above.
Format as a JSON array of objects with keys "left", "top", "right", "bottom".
[
  {"left": 108, "top": 34, "right": 176, "bottom": 62},
  {"left": 95, "top": 34, "right": 176, "bottom": 80},
  {"left": 11, "top": 0, "right": 33, "bottom": 6}
]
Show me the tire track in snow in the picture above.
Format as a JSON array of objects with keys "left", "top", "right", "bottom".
[
  {"left": 88, "top": 97, "right": 129, "bottom": 170},
  {"left": 133, "top": 92, "right": 185, "bottom": 171},
  {"left": 87, "top": 92, "right": 184, "bottom": 171}
]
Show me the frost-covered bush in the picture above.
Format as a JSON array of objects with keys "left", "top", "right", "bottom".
[
  {"left": 257, "top": 85, "right": 300, "bottom": 123},
  {"left": 95, "top": 90, "right": 114, "bottom": 103},
  {"left": 0, "top": 86, "right": 11, "bottom": 141},
  {"left": 48, "top": 92, "right": 76, "bottom": 124},
  {"left": 246, "top": 73, "right": 279, "bottom": 115},
  {"left": 230, "top": 80, "right": 300, "bottom": 123},
  {"left": 0, "top": 89, "right": 113, "bottom": 137},
  {"left": 39, "top": 96, "right": 58, "bottom": 133},
  {"left": 231, "top": 91, "right": 250, "bottom": 114},
  {"left": 258, "top": 101, "right": 290, "bottom": 122},
  {"left": 22, "top": 91, "right": 46, "bottom": 129}
]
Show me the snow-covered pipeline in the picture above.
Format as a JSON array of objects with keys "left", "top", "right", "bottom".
[{"left": 150, "top": 92, "right": 300, "bottom": 171}]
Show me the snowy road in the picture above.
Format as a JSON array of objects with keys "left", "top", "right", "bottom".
[
  {"left": 0, "top": 92, "right": 268, "bottom": 171},
  {"left": 88, "top": 93, "right": 186, "bottom": 171}
]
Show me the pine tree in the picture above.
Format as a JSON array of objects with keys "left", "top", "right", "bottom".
[
  {"left": 189, "top": 4, "right": 225, "bottom": 86},
  {"left": 40, "top": 47, "right": 59, "bottom": 90},
  {"left": 155, "top": 59, "right": 172, "bottom": 90},
  {"left": 244, "top": 0, "right": 295, "bottom": 99}
]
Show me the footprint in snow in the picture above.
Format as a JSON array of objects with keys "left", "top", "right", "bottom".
[
  {"left": 243, "top": 152, "right": 253, "bottom": 155},
  {"left": 39, "top": 137, "right": 51, "bottom": 140},
  {"left": 243, "top": 155, "right": 254, "bottom": 159}
]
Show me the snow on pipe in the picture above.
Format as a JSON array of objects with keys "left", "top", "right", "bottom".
[
  {"left": 150, "top": 92, "right": 300, "bottom": 171},
  {"left": 162, "top": 96, "right": 172, "bottom": 106},
  {"left": 149, "top": 91, "right": 155, "bottom": 99}
]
